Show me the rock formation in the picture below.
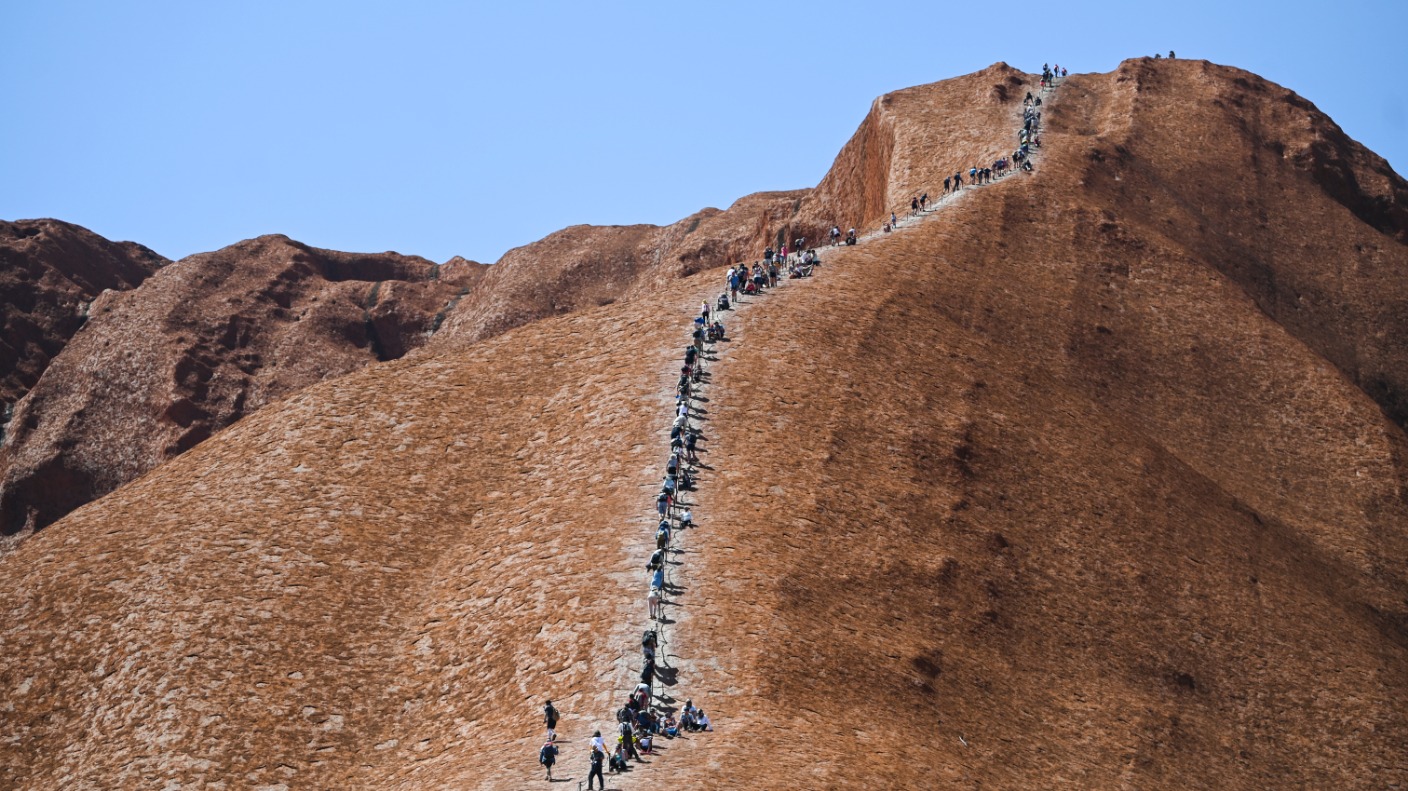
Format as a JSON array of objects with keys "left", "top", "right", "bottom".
[
  {"left": 0, "top": 59, "right": 1405, "bottom": 790},
  {"left": 0, "top": 218, "right": 165, "bottom": 412},
  {"left": 433, "top": 63, "right": 1036, "bottom": 347},
  {"left": 0, "top": 235, "right": 485, "bottom": 535}
]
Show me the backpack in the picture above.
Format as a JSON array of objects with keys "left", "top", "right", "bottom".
[
  {"left": 643, "top": 629, "right": 657, "bottom": 648},
  {"left": 539, "top": 745, "right": 552, "bottom": 764}
]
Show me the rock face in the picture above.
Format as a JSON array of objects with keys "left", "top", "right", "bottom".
[
  {"left": 0, "top": 219, "right": 165, "bottom": 411},
  {"left": 1, "top": 59, "right": 1406, "bottom": 790},
  {"left": 434, "top": 63, "right": 1037, "bottom": 348},
  {"left": 0, "top": 236, "right": 485, "bottom": 535}
]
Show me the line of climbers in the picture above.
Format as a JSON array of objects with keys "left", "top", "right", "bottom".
[{"left": 536, "top": 70, "right": 1059, "bottom": 786}]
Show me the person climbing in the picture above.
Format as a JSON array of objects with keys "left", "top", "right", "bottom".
[
  {"left": 656, "top": 491, "right": 669, "bottom": 517},
  {"left": 656, "top": 523, "right": 670, "bottom": 550},
  {"left": 652, "top": 564, "right": 666, "bottom": 591},
  {"left": 647, "top": 547, "right": 664, "bottom": 571},
  {"left": 633, "top": 682, "right": 650, "bottom": 709},
  {"left": 954, "top": 171, "right": 963, "bottom": 189},
  {"left": 640, "top": 656, "right": 656, "bottom": 686},
  {"left": 920, "top": 192, "right": 928, "bottom": 210},
  {"left": 544, "top": 699, "right": 559, "bottom": 742},
  {"left": 830, "top": 225, "right": 841, "bottom": 245},
  {"left": 845, "top": 228, "right": 857, "bottom": 246},
  {"left": 943, "top": 175, "right": 951, "bottom": 193},
  {"left": 588, "top": 740, "right": 606, "bottom": 789},
  {"left": 538, "top": 739, "right": 558, "bottom": 781},
  {"left": 648, "top": 586, "right": 662, "bottom": 619},
  {"left": 910, "top": 197, "right": 919, "bottom": 215},
  {"left": 619, "top": 720, "right": 641, "bottom": 761},
  {"left": 1168, "top": 51, "right": 1174, "bottom": 59},
  {"left": 685, "top": 429, "right": 699, "bottom": 461}
]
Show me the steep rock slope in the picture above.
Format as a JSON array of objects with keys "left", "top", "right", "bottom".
[
  {"left": 433, "top": 63, "right": 1035, "bottom": 347},
  {"left": 0, "top": 236, "right": 485, "bottom": 536},
  {"left": 0, "top": 219, "right": 165, "bottom": 411},
  {"left": 0, "top": 59, "right": 1406, "bottom": 791}
]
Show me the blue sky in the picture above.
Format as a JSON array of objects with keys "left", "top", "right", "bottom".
[{"left": 3, "top": 1, "right": 1404, "bottom": 263}]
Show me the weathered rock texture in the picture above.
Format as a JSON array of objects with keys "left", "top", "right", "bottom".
[
  {"left": 0, "top": 59, "right": 1405, "bottom": 790},
  {"left": 433, "top": 64, "right": 1036, "bottom": 347},
  {"left": 0, "top": 219, "right": 165, "bottom": 410},
  {"left": 0, "top": 236, "right": 485, "bottom": 535}
]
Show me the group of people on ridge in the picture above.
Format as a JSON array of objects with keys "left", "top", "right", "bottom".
[{"left": 538, "top": 65, "right": 1062, "bottom": 785}]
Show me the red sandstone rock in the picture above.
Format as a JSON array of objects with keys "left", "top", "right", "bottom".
[
  {"left": 0, "top": 219, "right": 165, "bottom": 409},
  {"left": 0, "top": 60, "right": 1405, "bottom": 790},
  {"left": 0, "top": 235, "right": 483, "bottom": 535}
]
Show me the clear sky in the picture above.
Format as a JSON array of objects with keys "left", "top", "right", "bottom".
[{"left": 3, "top": 1, "right": 1404, "bottom": 264}]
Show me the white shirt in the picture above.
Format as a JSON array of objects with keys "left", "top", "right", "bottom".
[
  {"left": 681, "top": 510, "right": 693, "bottom": 523},
  {"left": 592, "top": 735, "right": 606, "bottom": 753}
]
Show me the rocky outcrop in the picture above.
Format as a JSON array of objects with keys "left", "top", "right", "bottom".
[
  {"left": 0, "top": 236, "right": 482, "bottom": 535},
  {"left": 0, "top": 60, "right": 1405, "bottom": 790},
  {"left": 433, "top": 64, "right": 1036, "bottom": 348},
  {"left": 0, "top": 219, "right": 165, "bottom": 413}
]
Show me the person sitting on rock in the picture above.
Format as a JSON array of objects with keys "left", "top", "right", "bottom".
[{"left": 609, "top": 742, "right": 630, "bottom": 773}]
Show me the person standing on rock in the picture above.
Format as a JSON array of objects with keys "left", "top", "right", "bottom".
[
  {"left": 544, "top": 699, "right": 559, "bottom": 742},
  {"left": 588, "top": 740, "right": 606, "bottom": 790},
  {"left": 648, "top": 586, "right": 662, "bottom": 620}
]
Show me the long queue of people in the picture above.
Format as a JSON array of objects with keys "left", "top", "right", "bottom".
[{"left": 536, "top": 68, "right": 1060, "bottom": 786}]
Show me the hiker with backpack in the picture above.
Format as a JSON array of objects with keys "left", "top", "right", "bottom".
[
  {"left": 543, "top": 700, "right": 559, "bottom": 742},
  {"left": 619, "top": 720, "right": 641, "bottom": 761},
  {"left": 538, "top": 740, "right": 558, "bottom": 781}
]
